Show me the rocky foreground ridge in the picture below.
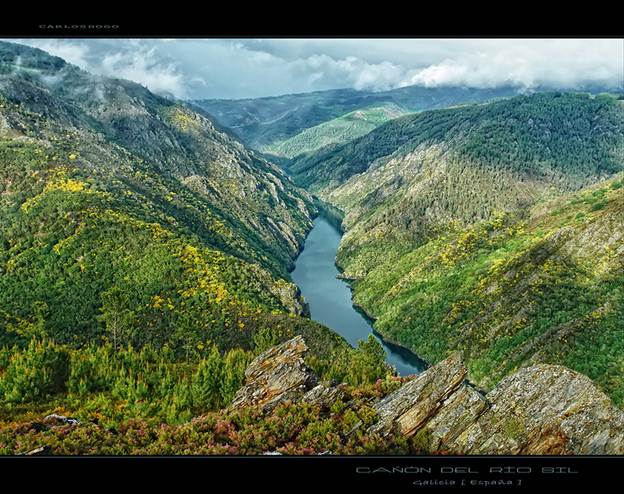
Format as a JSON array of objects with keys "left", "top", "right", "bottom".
[{"left": 231, "top": 336, "right": 624, "bottom": 454}]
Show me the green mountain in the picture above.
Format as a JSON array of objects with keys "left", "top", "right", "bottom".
[
  {"left": 0, "top": 42, "right": 391, "bottom": 427},
  {"left": 3, "top": 40, "right": 624, "bottom": 455},
  {"left": 351, "top": 177, "right": 624, "bottom": 404},
  {"left": 292, "top": 92, "right": 624, "bottom": 195},
  {"left": 258, "top": 103, "right": 408, "bottom": 159},
  {"left": 194, "top": 86, "right": 519, "bottom": 150},
  {"left": 301, "top": 91, "right": 624, "bottom": 404}
]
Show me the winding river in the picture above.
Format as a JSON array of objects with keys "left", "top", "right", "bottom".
[{"left": 291, "top": 216, "right": 427, "bottom": 376}]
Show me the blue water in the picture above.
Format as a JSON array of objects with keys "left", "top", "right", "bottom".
[{"left": 291, "top": 216, "right": 427, "bottom": 375}]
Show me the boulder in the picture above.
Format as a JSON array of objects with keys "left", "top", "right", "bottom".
[
  {"left": 43, "top": 414, "right": 80, "bottom": 427},
  {"left": 18, "top": 446, "right": 50, "bottom": 456}
]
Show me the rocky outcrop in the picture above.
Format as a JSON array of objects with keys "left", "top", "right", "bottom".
[
  {"left": 369, "top": 352, "right": 467, "bottom": 437},
  {"left": 366, "top": 353, "right": 624, "bottom": 455},
  {"left": 449, "top": 365, "right": 624, "bottom": 454},
  {"left": 231, "top": 336, "right": 624, "bottom": 454},
  {"left": 230, "top": 336, "right": 317, "bottom": 412}
]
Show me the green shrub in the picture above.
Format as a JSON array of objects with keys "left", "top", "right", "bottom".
[{"left": 0, "top": 339, "right": 69, "bottom": 404}]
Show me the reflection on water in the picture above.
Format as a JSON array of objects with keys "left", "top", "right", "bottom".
[{"left": 291, "top": 216, "right": 427, "bottom": 375}]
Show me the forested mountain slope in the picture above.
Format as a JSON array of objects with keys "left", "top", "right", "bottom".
[
  {"left": 298, "top": 93, "right": 624, "bottom": 278},
  {"left": 0, "top": 42, "right": 396, "bottom": 426},
  {"left": 293, "top": 92, "right": 624, "bottom": 195},
  {"left": 350, "top": 175, "right": 624, "bottom": 405},
  {"left": 306, "top": 91, "right": 624, "bottom": 404},
  {"left": 0, "top": 40, "right": 319, "bottom": 347},
  {"left": 0, "top": 42, "right": 314, "bottom": 278},
  {"left": 258, "top": 103, "right": 408, "bottom": 159}
]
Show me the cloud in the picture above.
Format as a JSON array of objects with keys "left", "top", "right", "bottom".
[
  {"left": 401, "top": 40, "right": 624, "bottom": 89},
  {"left": 16, "top": 39, "right": 188, "bottom": 97},
  {"left": 96, "top": 46, "right": 186, "bottom": 96},
  {"left": 9, "top": 38, "right": 624, "bottom": 99},
  {"left": 22, "top": 39, "right": 92, "bottom": 68}
]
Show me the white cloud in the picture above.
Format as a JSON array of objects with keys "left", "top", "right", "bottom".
[
  {"left": 401, "top": 40, "right": 624, "bottom": 89},
  {"left": 23, "top": 39, "right": 91, "bottom": 68},
  {"left": 10, "top": 38, "right": 624, "bottom": 99},
  {"left": 96, "top": 47, "right": 186, "bottom": 96},
  {"left": 16, "top": 39, "right": 188, "bottom": 97}
]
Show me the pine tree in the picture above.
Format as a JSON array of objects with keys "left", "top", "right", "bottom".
[{"left": 191, "top": 347, "right": 224, "bottom": 411}]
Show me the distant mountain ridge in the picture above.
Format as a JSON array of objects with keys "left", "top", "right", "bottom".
[
  {"left": 194, "top": 85, "right": 521, "bottom": 150},
  {"left": 257, "top": 103, "right": 408, "bottom": 160}
]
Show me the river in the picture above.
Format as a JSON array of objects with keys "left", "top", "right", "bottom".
[{"left": 291, "top": 216, "right": 427, "bottom": 376}]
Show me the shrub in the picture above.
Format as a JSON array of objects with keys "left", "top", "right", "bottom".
[{"left": 0, "top": 339, "right": 69, "bottom": 404}]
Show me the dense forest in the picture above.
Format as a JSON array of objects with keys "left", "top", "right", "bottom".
[{"left": 291, "top": 92, "right": 624, "bottom": 193}]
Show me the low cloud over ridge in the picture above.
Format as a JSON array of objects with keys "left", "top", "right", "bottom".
[{"left": 11, "top": 38, "right": 624, "bottom": 99}]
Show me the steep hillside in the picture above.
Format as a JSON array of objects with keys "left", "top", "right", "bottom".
[
  {"left": 195, "top": 86, "right": 518, "bottom": 150},
  {"left": 350, "top": 177, "right": 624, "bottom": 404},
  {"left": 0, "top": 42, "right": 315, "bottom": 278},
  {"left": 293, "top": 92, "right": 624, "bottom": 194},
  {"left": 303, "top": 92, "right": 624, "bottom": 404},
  {"left": 0, "top": 42, "right": 413, "bottom": 431},
  {"left": 300, "top": 93, "right": 624, "bottom": 279},
  {"left": 258, "top": 104, "right": 408, "bottom": 159},
  {"left": 0, "top": 40, "right": 383, "bottom": 384}
]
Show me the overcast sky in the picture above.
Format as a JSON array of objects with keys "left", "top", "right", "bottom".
[{"left": 13, "top": 38, "right": 624, "bottom": 100}]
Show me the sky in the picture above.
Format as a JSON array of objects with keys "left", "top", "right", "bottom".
[{"left": 12, "top": 38, "right": 624, "bottom": 100}]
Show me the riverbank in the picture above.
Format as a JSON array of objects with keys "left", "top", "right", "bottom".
[
  {"left": 313, "top": 197, "right": 345, "bottom": 233},
  {"left": 290, "top": 214, "right": 427, "bottom": 375}
]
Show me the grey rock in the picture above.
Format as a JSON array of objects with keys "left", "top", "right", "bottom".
[
  {"left": 43, "top": 414, "right": 80, "bottom": 426},
  {"left": 366, "top": 352, "right": 624, "bottom": 455},
  {"left": 450, "top": 365, "right": 624, "bottom": 455},
  {"left": 301, "top": 384, "right": 345, "bottom": 409},
  {"left": 369, "top": 352, "right": 467, "bottom": 437},
  {"left": 230, "top": 335, "right": 316, "bottom": 412}
]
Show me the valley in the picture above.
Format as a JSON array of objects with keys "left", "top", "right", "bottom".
[
  {"left": 1, "top": 39, "right": 624, "bottom": 456},
  {"left": 280, "top": 91, "right": 624, "bottom": 404},
  {"left": 291, "top": 215, "right": 426, "bottom": 375}
]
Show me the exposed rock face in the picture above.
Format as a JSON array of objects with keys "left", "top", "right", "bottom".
[
  {"left": 369, "top": 352, "right": 467, "bottom": 437},
  {"left": 450, "top": 365, "right": 624, "bottom": 455},
  {"left": 230, "top": 336, "right": 317, "bottom": 412},
  {"left": 366, "top": 353, "right": 624, "bottom": 455},
  {"left": 301, "top": 383, "right": 345, "bottom": 409},
  {"left": 231, "top": 336, "right": 624, "bottom": 454}
]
